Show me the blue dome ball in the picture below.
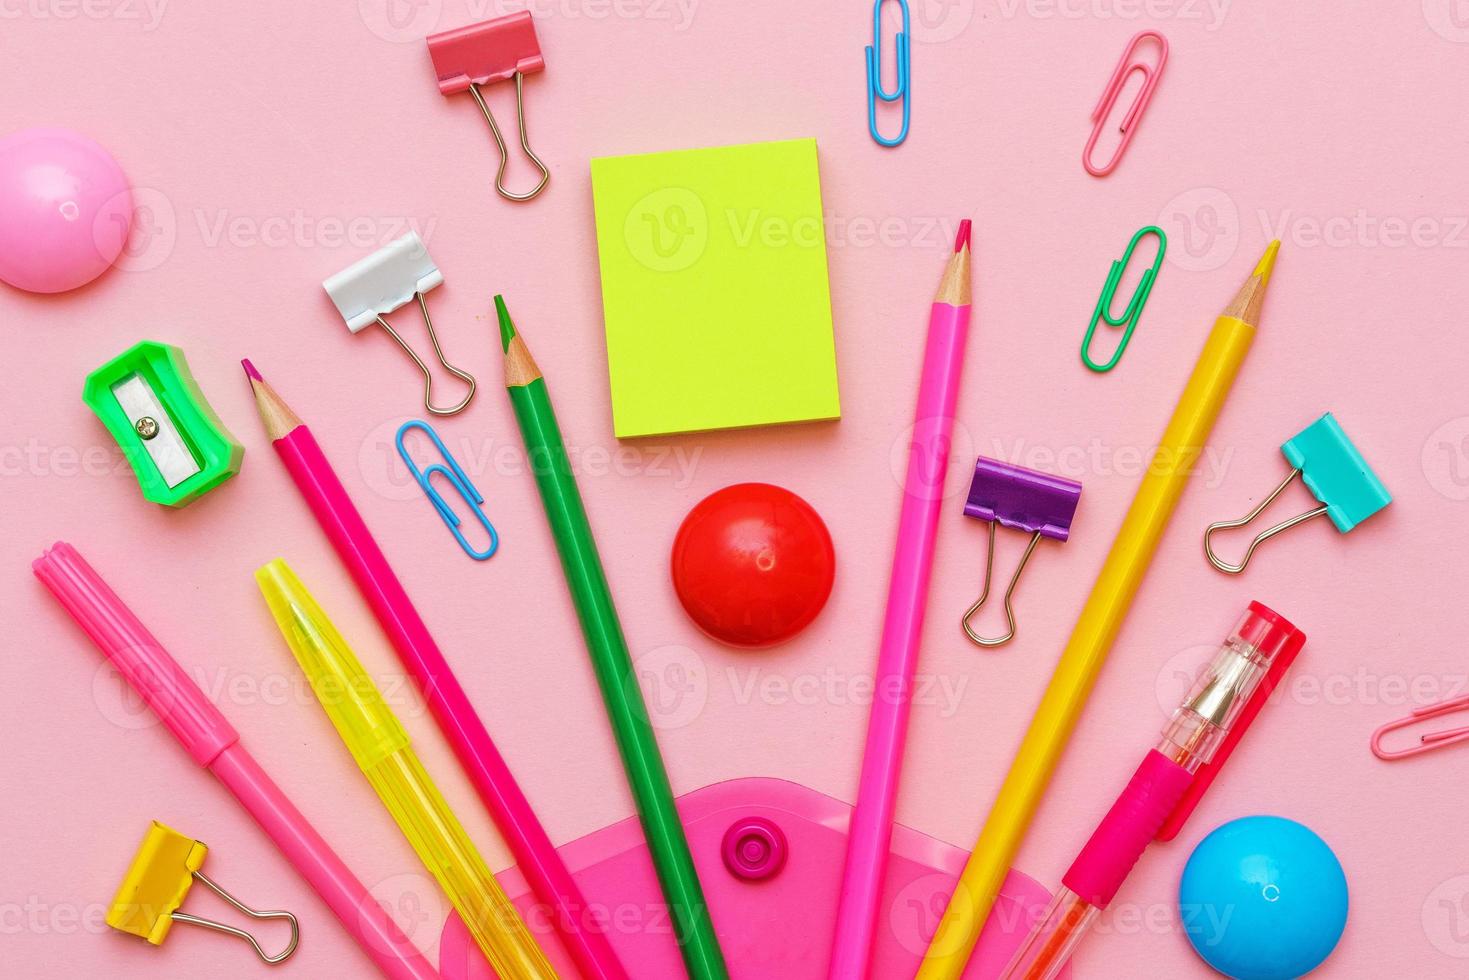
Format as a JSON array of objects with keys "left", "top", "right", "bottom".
[{"left": 1178, "top": 816, "right": 1348, "bottom": 979}]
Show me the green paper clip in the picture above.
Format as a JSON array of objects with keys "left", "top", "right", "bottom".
[
  {"left": 1080, "top": 225, "right": 1167, "bottom": 373},
  {"left": 83, "top": 341, "right": 244, "bottom": 508},
  {"left": 1204, "top": 412, "right": 1391, "bottom": 574}
]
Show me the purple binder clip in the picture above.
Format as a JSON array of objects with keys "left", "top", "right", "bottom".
[{"left": 962, "top": 457, "right": 1083, "bottom": 648}]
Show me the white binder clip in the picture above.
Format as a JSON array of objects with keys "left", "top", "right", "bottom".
[{"left": 322, "top": 232, "right": 476, "bottom": 416}]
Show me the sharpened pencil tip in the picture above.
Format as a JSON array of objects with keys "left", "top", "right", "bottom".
[
  {"left": 494, "top": 295, "right": 516, "bottom": 352},
  {"left": 241, "top": 358, "right": 262, "bottom": 383},
  {"left": 955, "top": 219, "right": 972, "bottom": 252},
  {"left": 1252, "top": 240, "right": 1280, "bottom": 289},
  {"left": 1221, "top": 239, "right": 1280, "bottom": 325}
]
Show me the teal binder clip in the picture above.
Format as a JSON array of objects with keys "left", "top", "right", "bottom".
[
  {"left": 1204, "top": 413, "right": 1391, "bottom": 574},
  {"left": 1081, "top": 225, "right": 1166, "bottom": 372},
  {"left": 395, "top": 420, "right": 499, "bottom": 560}
]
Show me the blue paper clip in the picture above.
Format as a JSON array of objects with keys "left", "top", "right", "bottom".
[
  {"left": 866, "top": 0, "right": 911, "bottom": 147},
  {"left": 1081, "top": 225, "right": 1167, "bottom": 373},
  {"left": 395, "top": 420, "right": 499, "bottom": 561}
]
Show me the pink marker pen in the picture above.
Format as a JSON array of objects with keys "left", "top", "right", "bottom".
[
  {"left": 1001, "top": 602, "right": 1306, "bottom": 980},
  {"left": 34, "top": 542, "right": 440, "bottom": 980}
]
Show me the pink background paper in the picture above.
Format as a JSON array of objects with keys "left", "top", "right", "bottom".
[{"left": 3, "top": 2, "right": 1469, "bottom": 978}]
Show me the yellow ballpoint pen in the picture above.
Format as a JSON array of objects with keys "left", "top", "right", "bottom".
[
  {"left": 917, "top": 241, "right": 1280, "bottom": 979},
  {"left": 257, "top": 560, "right": 558, "bottom": 980}
]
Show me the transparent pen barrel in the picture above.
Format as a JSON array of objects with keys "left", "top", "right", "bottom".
[
  {"left": 365, "top": 750, "right": 556, "bottom": 979},
  {"left": 1000, "top": 887, "right": 1097, "bottom": 980}
]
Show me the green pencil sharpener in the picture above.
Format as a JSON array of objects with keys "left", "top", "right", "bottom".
[{"left": 83, "top": 341, "right": 244, "bottom": 507}]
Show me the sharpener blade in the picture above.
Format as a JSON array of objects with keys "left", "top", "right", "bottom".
[{"left": 110, "top": 374, "right": 201, "bottom": 488}]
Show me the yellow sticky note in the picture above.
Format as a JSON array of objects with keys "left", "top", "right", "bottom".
[{"left": 591, "top": 138, "right": 841, "bottom": 439}]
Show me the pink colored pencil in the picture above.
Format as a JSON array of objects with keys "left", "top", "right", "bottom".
[
  {"left": 830, "top": 221, "right": 974, "bottom": 979},
  {"left": 34, "top": 542, "right": 439, "bottom": 980},
  {"left": 245, "top": 361, "right": 630, "bottom": 980}
]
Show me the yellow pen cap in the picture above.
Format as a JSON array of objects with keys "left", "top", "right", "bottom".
[
  {"left": 256, "top": 559, "right": 409, "bottom": 770},
  {"left": 257, "top": 560, "right": 555, "bottom": 978}
]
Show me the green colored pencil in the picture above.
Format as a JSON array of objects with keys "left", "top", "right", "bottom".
[{"left": 496, "top": 296, "right": 729, "bottom": 980}]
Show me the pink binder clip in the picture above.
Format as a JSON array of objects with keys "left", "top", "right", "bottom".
[
  {"left": 1371, "top": 694, "right": 1469, "bottom": 760},
  {"left": 427, "top": 12, "right": 550, "bottom": 202},
  {"left": 1083, "top": 30, "right": 1168, "bottom": 177}
]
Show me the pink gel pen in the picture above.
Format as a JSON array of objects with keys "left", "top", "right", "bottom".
[{"left": 1001, "top": 602, "right": 1306, "bottom": 980}]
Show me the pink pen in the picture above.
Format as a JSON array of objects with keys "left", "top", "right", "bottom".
[
  {"left": 1000, "top": 603, "right": 1306, "bottom": 980},
  {"left": 245, "top": 360, "right": 629, "bottom": 980},
  {"left": 33, "top": 542, "right": 439, "bottom": 980},
  {"left": 830, "top": 220, "right": 973, "bottom": 979}
]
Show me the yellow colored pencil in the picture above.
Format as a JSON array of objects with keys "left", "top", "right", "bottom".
[{"left": 916, "top": 241, "right": 1280, "bottom": 979}]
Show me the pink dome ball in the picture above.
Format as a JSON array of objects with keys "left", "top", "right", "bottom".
[{"left": 0, "top": 128, "right": 133, "bottom": 293}]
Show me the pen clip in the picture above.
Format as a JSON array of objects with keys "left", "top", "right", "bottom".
[{"left": 1155, "top": 610, "right": 1307, "bottom": 842}]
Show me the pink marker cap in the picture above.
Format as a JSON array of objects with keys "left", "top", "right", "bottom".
[{"left": 34, "top": 542, "right": 239, "bottom": 767}]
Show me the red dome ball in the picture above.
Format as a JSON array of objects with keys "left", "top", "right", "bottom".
[{"left": 671, "top": 483, "right": 835, "bottom": 648}]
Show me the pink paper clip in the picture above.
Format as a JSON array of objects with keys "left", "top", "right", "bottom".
[
  {"left": 427, "top": 12, "right": 550, "bottom": 202},
  {"left": 1371, "top": 694, "right": 1469, "bottom": 760},
  {"left": 1083, "top": 30, "right": 1168, "bottom": 177}
]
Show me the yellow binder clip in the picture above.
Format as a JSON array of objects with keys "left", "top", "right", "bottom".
[{"left": 107, "top": 821, "right": 300, "bottom": 964}]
